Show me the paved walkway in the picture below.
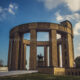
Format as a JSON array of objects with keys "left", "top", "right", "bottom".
[{"left": 0, "top": 70, "right": 38, "bottom": 77}]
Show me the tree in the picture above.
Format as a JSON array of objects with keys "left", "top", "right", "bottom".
[
  {"left": 0, "top": 59, "right": 3, "bottom": 67},
  {"left": 75, "top": 56, "right": 80, "bottom": 68}
]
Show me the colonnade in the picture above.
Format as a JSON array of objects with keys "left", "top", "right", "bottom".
[{"left": 8, "top": 21, "right": 74, "bottom": 70}]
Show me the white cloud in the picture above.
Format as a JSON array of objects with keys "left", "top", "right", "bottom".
[
  {"left": 0, "top": 3, "right": 18, "bottom": 21},
  {"left": 65, "top": 0, "right": 80, "bottom": 12},
  {"left": 38, "top": 0, "right": 64, "bottom": 10},
  {"left": 73, "top": 22, "right": 80, "bottom": 35},
  {"left": 55, "top": 12, "right": 80, "bottom": 36},
  {"left": 8, "top": 3, "right": 18, "bottom": 15},
  {"left": 9, "top": 4, "right": 14, "bottom": 8},
  {"left": 55, "top": 12, "right": 64, "bottom": 21},
  {"left": 55, "top": 12, "right": 80, "bottom": 22},
  {"left": 8, "top": 8, "right": 15, "bottom": 15},
  {"left": 0, "top": 7, "right": 3, "bottom": 13},
  {"left": 0, "top": 7, "right": 7, "bottom": 21},
  {"left": 37, "top": 0, "right": 80, "bottom": 12},
  {"left": 57, "top": 34, "right": 61, "bottom": 39}
]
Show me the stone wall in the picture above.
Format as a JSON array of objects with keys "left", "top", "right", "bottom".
[
  {"left": 54, "top": 68, "right": 65, "bottom": 75},
  {"left": 38, "top": 67, "right": 65, "bottom": 75},
  {"left": 38, "top": 67, "right": 80, "bottom": 76},
  {"left": 66, "top": 68, "right": 80, "bottom": 76},
  {"left": 38, "top": 67, "right": 53, "bottom": 74},
  {"left": 0, "top": 67, "right": 8, "bottom": 72}
]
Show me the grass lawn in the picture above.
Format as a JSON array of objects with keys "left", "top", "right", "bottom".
[{"left": 0, "top": 73, "right": 80, "bottom": 80}]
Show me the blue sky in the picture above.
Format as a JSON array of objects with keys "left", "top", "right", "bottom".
[{"left": 0, "top": 0, "right": 80, "bottom": 65}]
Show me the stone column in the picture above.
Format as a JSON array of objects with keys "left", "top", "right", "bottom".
[
  {"left": 29, "top": 29, "right": 37, "bottom": 70},
  {"left": 19, "top": 34, "right": 24, "bottom": 70},
  {"left": 49, "top": 30, "right": 58, "bottom": 67},
  {"left": 11, "top": 32, "right": 20, "bottom": 70},
  {"left": 23, "top": 44, "right": 26, "bottom": 70},
  {"left": 67, "top": 33, "right": 74, "bottom": 68},
  {"left": 11, "top": 39, "right": 14, "bottom": 70},
  {"left": 57, "top": 44, "right": 60, "bottom": 67},
  {"left": 44, "top": 46, "right": 48, "bottom": 66},
  {"left": 8, "top": 39, "right": 12, "bottom": 70},
  {"left": 61, "top": 35, "right": 69, "bottom": 68}
]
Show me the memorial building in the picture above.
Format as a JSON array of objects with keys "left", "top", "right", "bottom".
[{"left": 8, "top": 20, "right": 80, "bottom": 75}]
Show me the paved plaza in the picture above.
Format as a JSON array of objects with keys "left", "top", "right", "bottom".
[{"left": 0, "top": 70, "right": 38, "bottom": 77}]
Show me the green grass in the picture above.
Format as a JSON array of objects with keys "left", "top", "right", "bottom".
[{"left": 0, "top": 73, "right": 80, "bottom": 80}]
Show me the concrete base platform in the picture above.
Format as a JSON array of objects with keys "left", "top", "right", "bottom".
[
  {"left": 38, "top": 67, "right": 65, "bottom": 75},
  {"left": 0, "top": 70, "right": 38, "bottom": 77},
  {"left": 38, "top": 67, "right": 80, "bottom": 76}
]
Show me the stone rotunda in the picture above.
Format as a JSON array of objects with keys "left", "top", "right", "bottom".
[{"left": 8, "top": 20, "right": 80, "bottom": 75}]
